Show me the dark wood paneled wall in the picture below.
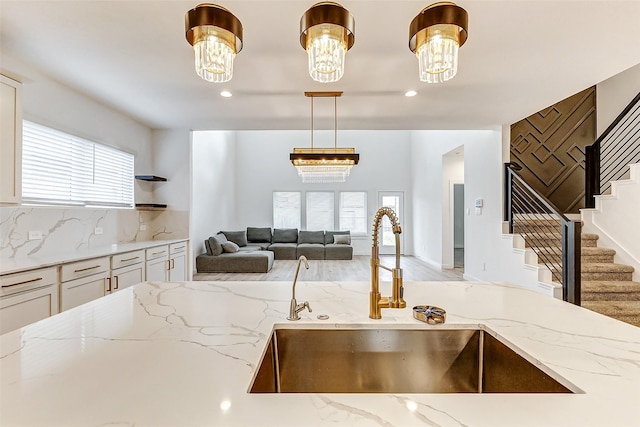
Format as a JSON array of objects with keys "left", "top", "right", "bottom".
[{"left": 510, "top": 87, "right": 596, "bottom": 213}]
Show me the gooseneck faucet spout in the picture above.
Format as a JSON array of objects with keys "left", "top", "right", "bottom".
[
  {"left": 287, "top": 255, "right": 312, "bottom": 321},
  {"left": 370, "top": 207, "right": 406, "bottom": 319}
]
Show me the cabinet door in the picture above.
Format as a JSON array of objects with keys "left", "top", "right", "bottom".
[
  {"left": 169, "top": 253, "right": 186, "bottom": 281},
  {"left": 0, "top": 75, "right": 22, "bottom": 204},
  {"left": 146, "top": 257, "right": 168, "bottom": 282},
  {"left": 60, "top": 272, "right": 109, "bottom": 311},
  {"left": 111, "top": 264, "right": 144, "bottom": 293},
  {"left": 0, "top": 284, "right": 58, "bottom": 334}
]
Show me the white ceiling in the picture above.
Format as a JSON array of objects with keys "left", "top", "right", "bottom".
[{"left": 1, "top": 0, "right": 639, "bottom": 131}]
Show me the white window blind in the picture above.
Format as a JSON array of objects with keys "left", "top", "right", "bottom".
[
  {"left": 306, "top": 192, "right": 334, "bottom": 230},
  {"left": 273, "top": 192, "right": 301, "bottom": 229},
  {"left": 22, "top": 121, "right": 134, "bottom": 207},
  {"left": 339, "top": 191, "right": 367, "bottom": 234}
]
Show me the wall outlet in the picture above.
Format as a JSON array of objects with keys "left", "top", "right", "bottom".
[
  {"left": 94, "top": 227, "right": 103, "bottom": 235},
  {"left": 140, "top": 224, "right": 147, "bottom": 231},
  {"left": 28, "top": 230, "right": 43, "bottom": 240}
]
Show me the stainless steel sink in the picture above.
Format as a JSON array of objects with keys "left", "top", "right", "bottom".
[{"left": 249, "top": 327, "right": 576, "bottom": 393}]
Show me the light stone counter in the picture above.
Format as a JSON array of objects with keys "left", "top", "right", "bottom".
[
  {"left": 1, "top": 280, "right": 639, "bottom": 426},
  {"left": 0, "top": 239, "right": 188, "bottom": 275}
]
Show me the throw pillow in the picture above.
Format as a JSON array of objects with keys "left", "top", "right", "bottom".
[
  {"left": 204, "top": 239, "right": 213, "bottom": 255},
  {"left": 220, "top": 230, "right": 248, "bottom": 247},
  {"left": 221, "top": 241, "right": 240, "bottom": 253},
  {"left": 247, "top": 227, "right": 272, "bottom": 243},
  {"left": 334, "top": 234, "right": 350, "bottom": 245},
  {"left": 208, "top": 236, "right": 224, "bottom": 256}
]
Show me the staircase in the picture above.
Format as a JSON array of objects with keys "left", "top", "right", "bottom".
[{"left": 515, "top": 219, "right": 639, "bottom": 327}]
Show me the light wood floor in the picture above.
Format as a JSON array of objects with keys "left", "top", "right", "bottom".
[{"left": 193, "top": 255, "right": 464, "bottom": 282}]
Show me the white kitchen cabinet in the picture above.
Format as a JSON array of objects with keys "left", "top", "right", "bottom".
[
  {"left": 169, "top": 242, "right": 187, "bottom": 281},
  {"left": 0, "top": 74, "right": 22, "bottom": 204},
  {"left": 0, "top": 267, "right": 58, "bottom": 334},
  {"left": 110, "top": 250, "right": 145, "bottom": 293},
  {"left": 145, "top": 242, "right": 187, "bottom": 282},
  {"left": 145, "top": 245, "right": 169, "bottom": 281},
  {"left": 60, "top": 257, "right": 110, "bottom": 311}
]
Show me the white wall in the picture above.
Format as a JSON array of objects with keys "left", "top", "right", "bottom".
[
  {"left": 191, "top": 131, "right": 236, "bottom": 260},
  {"left": 411, "top": 130, "right": 503, "bottom": 281},
  {"left": 596, "top": 63, "right": 640, "bottom": 136},
  {"left": 233, "top": 130, "right": 413, "bottom": 255}
]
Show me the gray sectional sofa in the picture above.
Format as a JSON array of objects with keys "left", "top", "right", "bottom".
[{"left": 196, "top": 227, "right": 353, "bottom": 273}]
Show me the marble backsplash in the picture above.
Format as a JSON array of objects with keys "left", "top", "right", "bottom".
[{"left": 0, "top": 206, "right": 188, "bottom": 259}]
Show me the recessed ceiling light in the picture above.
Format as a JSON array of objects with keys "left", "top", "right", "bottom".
[
  {"left": 405, "top": 90, "right": 418, "bottom": 97},
  {"left": 220, "top": 90, "right": 233, "bottom": 98}
]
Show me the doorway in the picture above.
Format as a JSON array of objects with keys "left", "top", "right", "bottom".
[
  {"left": 453, "top": 183, "right": 465, "bottom": 268},
  {"left": 377, "top": 191, "right": 404, "bottom": 255}
]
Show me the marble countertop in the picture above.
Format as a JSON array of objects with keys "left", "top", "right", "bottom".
[
  {"left": 0, "top": 238, "right": 188, "bottom": 275},
  {"left": 1, "top": 280, "right": 639, "bottom": 426}
]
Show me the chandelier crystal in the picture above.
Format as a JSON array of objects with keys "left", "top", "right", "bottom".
[
  {"left": 409, "top": 2, "right": 468, "bottom": 83},
  {"left": 185, "top": 4, "right": 243, "bottom": 83},
  {"left": 300, "top": 2, "right": 355, "bottom": 83}
]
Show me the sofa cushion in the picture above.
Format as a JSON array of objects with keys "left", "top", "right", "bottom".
[
  {"left": 247, "top": 227, "right": 272, "bottom": 243},
  {"left": 245, "top": 242, "right": 270, "bottom": 251},
  {"left": 208, "top": 235, "right": 225, "bottom": 256},
  {"left": 268, "top": 243, "right": 298, "bottom": 259},
  {"left": 204, "top": 239, "right": 212, "bottom": 255},
  {"left": 299, "top": 230, "right": 325, "bottom": 244},
  {"left": 273, "top": 228, "right": 298, "bottom": 243},
  {"left": 325, "top": 244, "right": 353, "bottom": 260},
  {"left": 220, "top": 230, "right": 247, "bottom": 247},
  {"left": 297, "top": 243, "right": 325, "bottom": 260},
  {"left": 222, "top": 241, "right": 240, "bottom": 253},
  {"left": 325, "top": 230, "right": 351, "bottom": 245},
  {"left": 196, "top": 251, "right": 274, "bottom": 273},
  {"left": 333, "top": 234, "right": 350, "bottom": 245},
  {"left": 238, "top": 245, "right": 262, "bottom": 253}
]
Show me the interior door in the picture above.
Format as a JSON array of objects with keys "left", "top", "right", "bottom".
[{"left": 377, "top": 192, "right": 404, "bottom": 255}]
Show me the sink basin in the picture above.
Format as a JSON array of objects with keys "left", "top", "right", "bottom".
[{"left": 249, "top": 327, "right": 576, "bottom": 393}]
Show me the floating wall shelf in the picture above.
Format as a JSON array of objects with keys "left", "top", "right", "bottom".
[
  {"left": 135, "top": 203, "right": 168, "bottom": 210},
  {"left": 135, "top": 175, "right": 167, "bottom": 182}
]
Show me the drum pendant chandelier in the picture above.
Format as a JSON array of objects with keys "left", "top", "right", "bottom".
[
  {"left": 185, "top": 3, "right": 243, "bottom": 83},
  {"left": 409, "top": 2, "right": 468, "bottom": 83},
  {"left": 299, "top": 2, "right": 355, "bottom": 83},
  {"left": 290, "top": 92, "right": 359, "bottom": 183}
]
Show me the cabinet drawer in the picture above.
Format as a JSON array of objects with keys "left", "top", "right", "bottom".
[
  {"left": 60, "top": 257, "right": 110, "bottom": 282},
  {"left": 0, "top": 267, "right": 57, "bottom": 297},
  {"left": 111, "top": 250, "right": 144, "bottom": 269},
  {"left": 1, "top": 283, "right": 58, "bottom": 334},
  {"left": 146, "top": 245, "right": 169, "bottom": 261},
  {"left": 170, "top": 242, "right": 187, "bottom": 255}
]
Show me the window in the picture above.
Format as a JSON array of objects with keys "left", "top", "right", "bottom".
[
  {"left": 22, "top": 121, "right": 134, "bottom": 207},
  {"left": 273, "top": 192, "right": 301, "bottom": 229},
  {"left": 339, "top": 192, "right": 367, "bottom": 234},
  {"left": 306, "top": 192, "right": 334, "bottom": 230}
]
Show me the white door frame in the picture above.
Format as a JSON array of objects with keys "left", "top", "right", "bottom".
[{"left": 377, "top": 191, "right": 404, "bottom": 255}]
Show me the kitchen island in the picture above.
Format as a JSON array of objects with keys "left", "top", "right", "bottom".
[{"left": 1, "top": 280, "right": 639, "bottom": 426}]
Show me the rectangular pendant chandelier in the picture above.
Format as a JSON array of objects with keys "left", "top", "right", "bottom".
[{"left": 290, "top": 92, "right": 359, "bottom": 183}]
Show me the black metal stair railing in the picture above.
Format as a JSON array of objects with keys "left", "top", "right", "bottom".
[
  {"left": 586, "top": 91, "right": 640, "bottom": 208},
  {"left": 504, "top": 162, "right": 581, "bottom": 305}
]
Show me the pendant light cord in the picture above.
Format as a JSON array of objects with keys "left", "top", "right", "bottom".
[{"left": 334, "top": 95, "right": 337, "bottom": 149}]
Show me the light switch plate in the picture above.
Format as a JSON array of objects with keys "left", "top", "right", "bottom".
[{"left": 95, "top": 227, "right": 103, "bottom": 235}]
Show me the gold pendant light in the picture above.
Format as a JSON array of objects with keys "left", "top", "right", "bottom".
[
  {"left": 290, "top": 92, "right": 359, "bottom": 183},
  {"left": 409, "top": 2, "right": 468, "bottom": 83},
  {"left": 300, "top": 2, "right": 355, "bottom": 83},
  {"left": 185, "top": 3, "right": 243, "bottom": 83}
]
